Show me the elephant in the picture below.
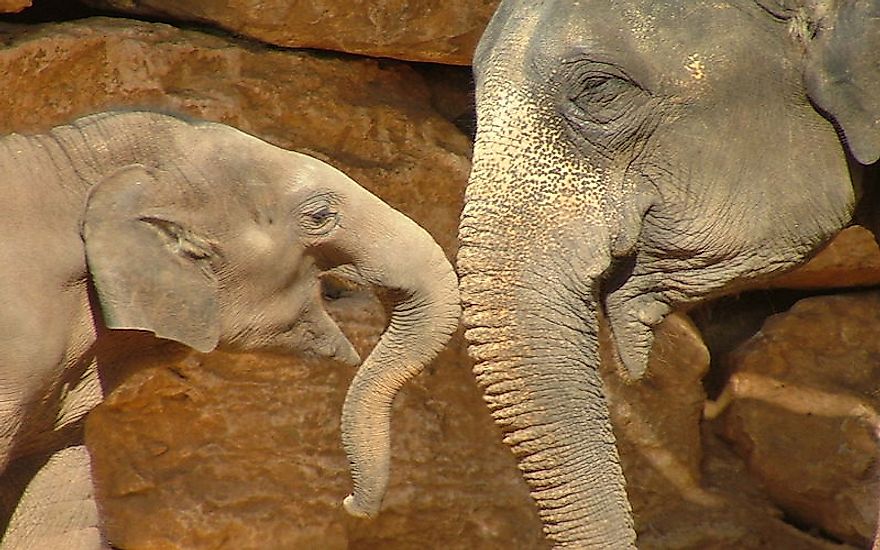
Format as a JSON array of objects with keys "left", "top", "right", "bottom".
[
  {"left": 458, "top": 0, "right": 878, "bottom": 547},
  {"left": 0, "top": 111, "right": 460, "bottom": 548}
]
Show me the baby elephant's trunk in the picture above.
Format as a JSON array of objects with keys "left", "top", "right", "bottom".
[{"left": 338, "top": 205, "right": 459, "bottom": 519}]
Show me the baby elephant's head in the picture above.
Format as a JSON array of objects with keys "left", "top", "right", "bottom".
[{"left": 81, "top": 111, "right": 460, "bottom": 520}]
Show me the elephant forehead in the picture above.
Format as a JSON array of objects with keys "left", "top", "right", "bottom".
[
  {"left": 187, "top": 125, "right": 287, "bottom": 176},
  {"left": 287, "top": 153, "right": 335, "bottom": 186},
  {"left": 485, "top": 0, "right": 784, "bottom": 100},
  {"left": 263, "top": 152, "right": 351, "bottom": 201},
  {"left": 616, "top": 2, "right": 784, "bottom": 95}
]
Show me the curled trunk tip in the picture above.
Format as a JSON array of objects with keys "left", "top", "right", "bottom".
[
  {"left": 338, "top": 239, "right": 460, "bottom": 520},
  {"left": 342, "top": 493, "right": 379, "bottom": 519}
]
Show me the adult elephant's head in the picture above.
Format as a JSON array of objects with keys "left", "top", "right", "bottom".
[
  {"left": 459, "top": 1, "right": 877, "bottom": 547},
  {"left": 80, "top": 112, "right": 460, "bottom": 519}
]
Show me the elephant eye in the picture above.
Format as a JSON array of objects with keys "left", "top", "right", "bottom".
[
  {"left": 558, "top": 63, "right": 655, "bottom": 151},
  {"left": 300, "top": 199, "right": 339, "bottom": 236},
  {"left": 568, "top": 72, "right": 644, "bottom": 125}
]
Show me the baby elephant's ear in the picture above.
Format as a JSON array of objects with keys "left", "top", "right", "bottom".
[
  {"left": 82, "top": 164, "right": 220, "bottom": 353},
  {"left": 804, "top": 0, "right": 880, "bottom": 165}
]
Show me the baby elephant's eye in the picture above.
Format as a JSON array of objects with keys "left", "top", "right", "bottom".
[{"left": 301, "top": 200, "right": 339, "bottom": 236}]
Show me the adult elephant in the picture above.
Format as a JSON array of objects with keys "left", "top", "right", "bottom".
[
  {"left": 0, "top": 111, "right": 459, "bottom": 548},
  {"left": 458, "top": 0, "right": 878, "bottom": 547}
]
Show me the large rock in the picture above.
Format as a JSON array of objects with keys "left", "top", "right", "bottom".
[
  {"left": 83, "top": 0, "right": 500, "bottom": 64},
  {"left": 714, "top": 291, "right": 880, "bottom": 547},
  {"left": 639, "top": 426, "right": 859, "bottom": 550},
  {"left": 0, "top": 17, "right": 547, "bottom": 548},
  {"left": 602, "top": 314, "right": 850, "bottom": 549},
  {"left": 88, "top": 295, "right": 549, "bottom": 549},
  {"left": 0, "top": 0, "right": 29, "bottom": 13},
  {"left": 764, "top": 226, "right": 880, "bottom": 290},
  {"left": 602, "top": 314, "right": 714, "bottom": 521}
]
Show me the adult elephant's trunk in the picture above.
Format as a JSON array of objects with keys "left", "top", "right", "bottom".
[
  {"left": 336, "top": 195, "right": 460, "bottom": 519},
  {"left": 458, "top": 228, "right": 636, "bottom": 548},
  {"left": 457, "top": 74, "right": 637, "bottom": 546}
]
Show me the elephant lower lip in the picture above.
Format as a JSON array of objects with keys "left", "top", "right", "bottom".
[
  {"left": 323, "top": 341, "right": 361, "bottom": 366},
  {"left": 291, "top": 338, "right": 360, "bottom": 367}
]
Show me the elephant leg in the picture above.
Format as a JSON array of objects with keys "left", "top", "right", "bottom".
[
  {"left": 0, "top": 282, "right": 82, "bottom": 472},
  {"left": 1, "top": 445, "right": 106, "bottom": 550}
]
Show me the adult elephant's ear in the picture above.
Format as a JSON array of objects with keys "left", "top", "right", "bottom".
[
  {"left": 82, "top": 164, "right": 221, "bottom": 353},
  {"left": 803, "top": 0, "right": 880, "bottom": 165}
]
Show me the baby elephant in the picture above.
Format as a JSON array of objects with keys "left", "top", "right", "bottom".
[{"left": 0, "top": 111, "right": 459, "bottom": 549}]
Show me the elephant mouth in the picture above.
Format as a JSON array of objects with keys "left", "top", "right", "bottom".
[
  {"left": 321, "top": 269, "right": 363, "bottom": 300},
  {"left": 300, "top": 335, "right": 360, "bottom": 366},
  {"left": 269, "top": 312, "right": 360, "bottom": 367}
]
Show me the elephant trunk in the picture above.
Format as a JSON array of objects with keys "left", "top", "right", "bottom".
[
  {"left": 338, "top": 208, "right": 460, "bottom": 519},
  {"left": 458, "top": 214, "right": 636, "bottom": 548}
]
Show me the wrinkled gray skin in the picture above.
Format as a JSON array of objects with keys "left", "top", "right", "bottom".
[
  {"left": 459, "top": 0, "right": 879, "bottom": 547},
  {"left": 0, "top": 111, "right": 459, "bottom": 548}
]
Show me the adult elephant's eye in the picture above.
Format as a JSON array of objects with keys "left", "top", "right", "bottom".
[
  {"left": 568, "top": 72, "right": 644, "bottom": 125},
  {"left": 301, "top": 198, "right": 339, "bottom": 236}
]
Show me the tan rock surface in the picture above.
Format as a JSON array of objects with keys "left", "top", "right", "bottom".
[
  {"left": 764, "top": 226, "right": 880, "bottom": 290},
  {"left": 602, "top": 314, "right": 852, "bottom": 549},
  {"left": 83, "top": 0, "right": 499, "bottom": 64},
  {"left": 88, "top": 295, "right": 548, "bottom": 549},
  {"left": 0, "top": 0, "right": 29, "bottom": 13},
  {"left": 639, "top": 426, "right": 857, "bottom": 550},
  {"left": 715, "top": 291, "right": 880, "bottom": 547}
]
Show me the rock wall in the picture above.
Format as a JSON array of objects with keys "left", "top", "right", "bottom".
[
  {"left": 715, "top": 292, "right": 880, "bottom": 545},
  {"left": 82, "top": 0, "right": 499, "bottom": 64},
  {"left": 1, "top": 3, "right": 878, "bottom": 549},
  {"left": 0, "top": 0, "right": 29, "bottom": 14}
]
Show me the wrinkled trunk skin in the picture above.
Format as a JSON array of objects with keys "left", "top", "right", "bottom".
[
  {"left": 337, "top": 197, "right": 460, "bottom": 519},
  {"left": 458, "top": 74, "right": 638, "bottom": 547},
  {"left": 459, "top": 242, "right": 636, "bottom": 549}
]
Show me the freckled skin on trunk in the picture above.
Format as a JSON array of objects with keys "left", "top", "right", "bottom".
[
  {"left": 465, "top": 294, "right": 637, "bottom": 548},
  {"left": 459, "top": 222, "right": 637, "bottom": 548}
]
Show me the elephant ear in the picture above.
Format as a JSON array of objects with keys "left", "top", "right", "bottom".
[
  {"left": 803, "top": 0, "right": 880, "bottom": 165},
  {"left": 82, "top": 164, "right": 221, "bottom": 353}
]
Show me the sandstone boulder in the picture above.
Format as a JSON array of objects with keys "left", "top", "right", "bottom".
[
  {"left": 602, "top": 314, "right": 714, "bottom": 520},
  {"left": 639, "top": 427, "right": 860, "bottom": 550},
  {"left": 602, "top": 314, "right": 850, "bottom": 549},
  {"left": 714, "top": 291, "right": 880, "bottom": 547},
  {"left": 83, "top": 0, "right": 499, "bottom": 64},
  {"left": 764, "top": 226, "right": 880, "bottom": 290},
  {"left": 89, "top": 294, "right": 549, "bottom": 549},
  {"left": 0, "top": 0, "right": 29, "bottom": 13}
]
